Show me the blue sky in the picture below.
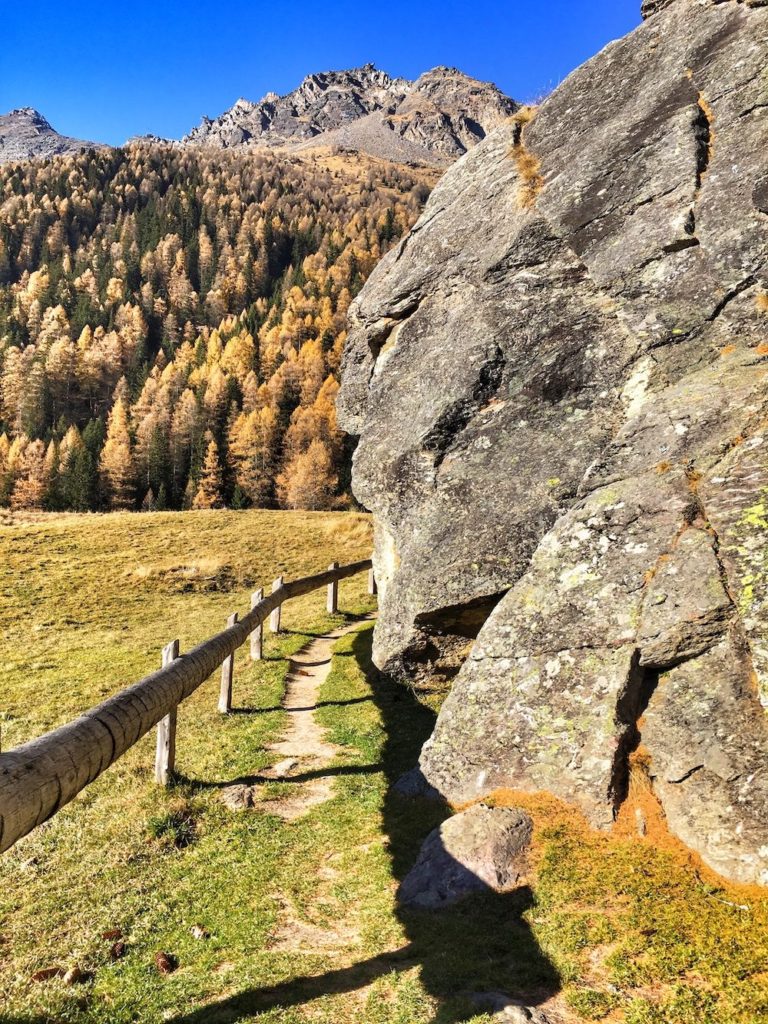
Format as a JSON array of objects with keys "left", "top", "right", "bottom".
[{"left": 1, "top": 0, "right": 642, "bottom": 146}]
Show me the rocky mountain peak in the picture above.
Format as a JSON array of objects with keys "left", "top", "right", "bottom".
[
  {"left": 0, "top": 107, "right": 99, "bottom": 165},
  {"left": 8, "top": 107, "right": 51, "bottom": 127},
  {"left": 183, "top": 62, "right": 516, "bottom": 165}
]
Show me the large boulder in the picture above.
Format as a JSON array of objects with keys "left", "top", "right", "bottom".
[{"left": 338, "top": 0, "right": 768, "bottom": 885}]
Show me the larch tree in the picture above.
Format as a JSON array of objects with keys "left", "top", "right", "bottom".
[
  {"left": 228, "top": 406, "right": 279, "bottom": 507},
  {"left": 192, "top": 435, "right": 225, "bottom": 510},
  {"left": 276, "top": 438, "right": 338, "bottom": 511},
  {"left": 10, "top": 439, "right": 49, "bottom": 510},
  {"left": 99, "top": 397, "right": 136, "bottom": 509},
  {"left": 0, "top": 432, "right": 12, "bottom": 504}
]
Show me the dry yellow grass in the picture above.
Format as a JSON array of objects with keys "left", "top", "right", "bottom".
[{"left": 508, "top": 106, "right": 544, "bottom": 209}]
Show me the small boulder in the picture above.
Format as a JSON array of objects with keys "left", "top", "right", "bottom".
[
  {"left": 470, "top": 992, "right": 551, "bottom": 1023},
  {"left": 220, "top": 784, "right": 256, "bottom": 810},
  {"left": 398, "top": 804, "right": 532, "bottom": 909}
]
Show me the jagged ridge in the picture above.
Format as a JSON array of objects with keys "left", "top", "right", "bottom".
[{"left": 183, "top": 63, "right": 518, "bottom": 165}]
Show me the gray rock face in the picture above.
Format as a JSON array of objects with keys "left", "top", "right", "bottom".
[
  {"left": 183, "top": 64, "right": 517, "bottom": 166},
  {"left": 0, "top": 108, "right": 100, "bottom": 165},
  {"left": 338, "top": 0, "right": 768, "bottom": 885},
  {"left": 398, "top": 805, "right": 532, "bottom": 909}
]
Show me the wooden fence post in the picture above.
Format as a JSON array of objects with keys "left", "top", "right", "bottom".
[
  {"left": 250, "top": 589, "right": 264, "bottom": 660},
  {"left": 270, "top": 576, "right": 284, "bottom": 633},
  {"left": 327, "top": 561, "right": 339, "bottom": 614},
  {"left": 155, "top": 639, "right": 180, "bottom": 786},
  {"left": 368, "top": 568, "right": 377, "bottom": 596},
  {"left": 218, "top": 612, "right": 238, "bottom": 713}
]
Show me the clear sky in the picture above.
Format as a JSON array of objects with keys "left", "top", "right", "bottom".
[{"left": 1, "top": 0, "right": 642, "bottom": 146}]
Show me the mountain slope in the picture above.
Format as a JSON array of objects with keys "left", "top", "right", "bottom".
[
  {"left": 183, "top": 63, "right": 517, "bottom": 165},
  {"left": 0, "top": 108, "right": 99, "bottom": 164}
]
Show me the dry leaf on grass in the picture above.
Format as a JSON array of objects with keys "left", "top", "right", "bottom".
[
  {"left": 154, "top": 951, "right": 178, "bottom": 975},
  {"left": 30, "top": 966, "right": 64, "bottom": 983}
]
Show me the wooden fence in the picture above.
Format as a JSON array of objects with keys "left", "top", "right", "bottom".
[{"left": 0, "top": 558, "right": 376, "bottom": 855}]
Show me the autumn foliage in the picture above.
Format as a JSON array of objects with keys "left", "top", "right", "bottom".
[{"left": 0, "top": 143, "right": 431, "bottom": 510}]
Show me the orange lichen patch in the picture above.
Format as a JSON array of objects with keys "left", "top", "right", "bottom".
[
  {"left": 756, "top": 343, "right": 768, "bottom": 355},
  {"left": 613, "top": 748, "right": 670, "bottom": 847},
  {"left": 483, "top": 782, "right": 768, "bottom": 906},
  {"left": 720, "top": 343, "right": 737, "bottom": 357},
  {"left": 656, "top": 460, "right": 672, "bottom": 474},
  {"left": 686, "top": 467, "right": 703, "bottom": 492},
  {"left": 612, "top": 751, "right": 768, "bottom": 902},
  {"left": 480, "top": 788, "right": 595, "bottom": 854},
  {"left": 643, "top": 558, "right": 668, "bottom": 588},
  {"left": 697, "top": 91, "right": 716, "bottom": 166}
]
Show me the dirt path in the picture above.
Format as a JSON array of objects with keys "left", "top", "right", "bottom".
[{"left": 258, "top": 617, "right": 373, "bottom": 820}]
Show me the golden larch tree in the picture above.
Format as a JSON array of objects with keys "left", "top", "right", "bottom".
[
  {"left": 100, "top": 397, "right": 136, "bottom": 509},
  {"left": 10, "top": 439, "right": 49, "bottom": 510},
  {"left": 276, "top": 438, "right": 338, "bottom": 511},
  {"left": 192, "top": 435, "right": 225, "bottom": 509}
]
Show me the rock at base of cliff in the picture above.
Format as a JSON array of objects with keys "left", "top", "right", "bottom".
[{"left": 397, "top": 804, "right": 532, "bottom": 909}]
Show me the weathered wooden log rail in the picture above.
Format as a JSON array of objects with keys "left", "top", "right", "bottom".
[{"left": 0, "top": 558, "right": 375, "bottom": 855}]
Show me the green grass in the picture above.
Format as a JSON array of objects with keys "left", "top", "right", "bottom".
[{"left": 1, "top": 511, "right": 768, "bottom": 1023}]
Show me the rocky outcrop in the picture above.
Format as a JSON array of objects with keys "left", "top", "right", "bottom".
[
  {"left": 640, "top": 0, "right": 678, "bottom": 15},
  {"left": 338, "top": 0, "right": 768, "bottom": 884},
  {"left": 397, "top": 805, "right": 532, "bottom": 908},
  {"left": 643, "top": 0, "right": 766, "bottom": 14},
  {"left": 0, "top": 108, "right": 99, "bottom": 165},
  {"left": 183, "top": 64, "right": 517, "bottom": 166}
]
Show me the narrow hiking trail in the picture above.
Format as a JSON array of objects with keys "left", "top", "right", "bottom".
[{"left": 257, "top": 616, "right": 375, "bottom": 819}]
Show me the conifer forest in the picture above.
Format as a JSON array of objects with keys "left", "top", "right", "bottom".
[{"left": 0, "top": 144, "right": 431, "bottom": 512}]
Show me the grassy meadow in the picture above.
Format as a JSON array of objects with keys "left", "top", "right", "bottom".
[{"left": 0, "top": 511, "right": 767, "bottom": 1024}]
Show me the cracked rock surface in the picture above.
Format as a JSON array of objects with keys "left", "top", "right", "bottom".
[{"left": 338, "top": 0, "right": 768, "bottom": 885}]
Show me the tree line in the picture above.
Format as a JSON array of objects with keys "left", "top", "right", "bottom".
[{"left": 0, "top": 143, "right": 431, "bottom": 511}]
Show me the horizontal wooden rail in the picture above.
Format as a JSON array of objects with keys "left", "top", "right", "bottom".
[{"left": 0, "top": 557, "right": 373, "bottom": 855}]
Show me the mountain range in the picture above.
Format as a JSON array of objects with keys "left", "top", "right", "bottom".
[{"left": 0, "top": 64, "right": 517, "bottom": 168}]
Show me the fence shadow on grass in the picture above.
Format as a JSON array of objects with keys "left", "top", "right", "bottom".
[{"left": 167, "top": 625, "right": 561, "bottom": 1024}]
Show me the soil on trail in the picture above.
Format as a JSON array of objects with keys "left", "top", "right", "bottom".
[{"left": 233, "top": 618, "right": 374, "bottom": 820}]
